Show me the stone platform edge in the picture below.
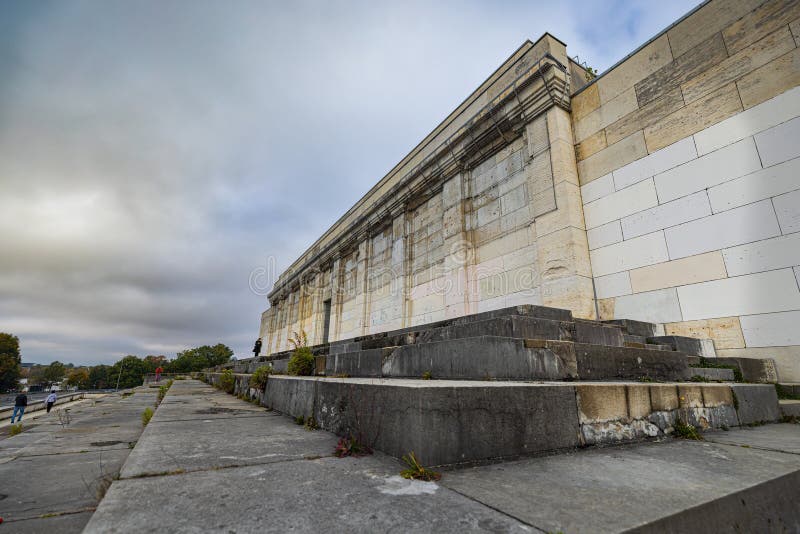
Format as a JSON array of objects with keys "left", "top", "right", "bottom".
[{"left": 203, "top": 372, "right": 779, "bottom": 466}]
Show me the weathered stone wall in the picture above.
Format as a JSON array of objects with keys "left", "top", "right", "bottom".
[
  {"left": 572, "top": 0, "right": 800, "bottom": 380},
  {"left": 262, "top": 0, "right": 800, "bottom": 381},
  {"left": 262, "top": 33, "right": 595, "bottom": 352}
]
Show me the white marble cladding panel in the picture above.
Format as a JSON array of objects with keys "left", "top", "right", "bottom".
[
  {"left": 773, "top": 189, "right": 800, "bottom": 234},
  {"left": 677, "top": 269, "right": 800, "bottom": 321},
  {"left": 694, "top": 85, "right": 800, "bottom": 155},
  {"left": 583, "top": 179, "right": 657, "bottom": 229},
  {"left": 723, "top": 232, "right": 800, "bottom": 277},
  {"left": 580, "top": 173, "right": 614, "bottom": 204},
  {"left": 654, "top": 138, "right": 762, "bottom": 205},
  {"left": 590, "top": 231, "right": 668, "bottom": 277},
  {"left": 740, "top": 311, "right": 800, "bottom": 348},
  {"left": 754, "top": 116, "right": 800, "bottom": 168},
  {"left": 613, "top": 288, "right": 683, "bottom": 324},
  {"left": 581, "top": 90, "right": 800, "bottom": 212},
  {"left": 612, "top": 137, "right": 696, "bottom": 191},
  {"left": 594, "top": 271, "right": 632, "bottom": 299},
  {"left": 664, "top": 200, "right": 781, "bottom": 260},
  {"left": 587, "top": 220, "right": 623, "bottom": 250},
  {"left": 707, "top": 157, "right": 800, "bottom": 213},
  {"left": 621, "top": 191, "right": 711, "bottom": 240}
]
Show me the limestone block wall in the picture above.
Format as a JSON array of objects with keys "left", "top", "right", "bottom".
[
  {"left": 572, "top": 0, "right": 800, "bottom": 381},
  {"left": 261, "top": 33, "right": 597, "bottom": 353}
]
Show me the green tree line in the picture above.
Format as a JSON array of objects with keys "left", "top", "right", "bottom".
[{"left": 1, "top": 333, "right": 233, "bottom": 392}]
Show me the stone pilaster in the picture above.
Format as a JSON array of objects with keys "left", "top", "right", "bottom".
[{"left": 534, "top": 106, "right": 595, "bottom": 318}]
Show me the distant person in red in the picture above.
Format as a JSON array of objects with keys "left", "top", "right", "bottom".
[{"left": 155, "top": 366, "right": 163, "bottom": 382}]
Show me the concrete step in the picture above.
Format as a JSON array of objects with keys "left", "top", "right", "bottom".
[
  {"left": 203, "top": 372, "right": 781, "bottom": 466},
  {"left": 780, "top": 400, "right": 800, "bottom": 419},
  {"left": 338, "top": 315, "right": 626, "bottom": 353},
  {"left": 236, "top": 305, "right": 766, "bottom": 385},
  {"left": 329, "top": 304, "right": 574, "bottom": 355},
  {"left": 647, "top": 335, "right": 717, "bottom": 358},
  {"left": 603, "top": 318, "right": 663, "bottom": 338},
  {"left": 777, "top": 383, "right": 800, "bottom": 397},
  {"left": 688, "top": 367, "right": 735, "bottom": 381},
  {"left": 706, "top": 356, "right": 779, "bottom": 383},
  {"left": 623, "top": 334, "right": 646, "bottom": 344},
  {"left": 323, "top": 336, "right": 693, "bottom": 381}
]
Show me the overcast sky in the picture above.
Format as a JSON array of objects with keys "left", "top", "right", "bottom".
[{"left": 0, "top": 0, "right": 699, "bottom": 365}]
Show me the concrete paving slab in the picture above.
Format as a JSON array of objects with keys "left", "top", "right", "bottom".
[
  {"left": 86, "top": 455, "right": 535, "bottom": 534},
  {"left": 91, "top": 380, "right": 800, "bottom": 533},
  {"left": 149, "top": 382, "right": 267, "bottom": 423},
  {"left": 0, "top": 448, "right": 130, "bottom": 519},
  {"left": 703, "top": 423, "right": 800, "bottom": 454},
  {"left": 121, "top": 411, "right": 339, "bottom": 478},
  {"left": 441, "top": 437, "right": 800, "bottom": 533},
  {"left": 3, "top": 510, "right": 94, "bottom": 533},
  {"left": 0, "top": 388, "right": 156, "bottom": 532}
]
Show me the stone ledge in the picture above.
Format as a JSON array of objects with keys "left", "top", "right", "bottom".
[{"left": 205, "top": 373, "right": 779, "bottom": 466}]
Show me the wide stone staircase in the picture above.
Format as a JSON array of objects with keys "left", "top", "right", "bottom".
[{"left": 206, "top": 305, "right": 791, "bottom": 467}]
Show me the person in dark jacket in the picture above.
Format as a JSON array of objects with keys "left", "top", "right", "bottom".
[
  {"left": 252, "top": 338, "right": 262, "bottom": 359},
  {"left": 11, "top": 392, "right": 27, "bottom": 423}
]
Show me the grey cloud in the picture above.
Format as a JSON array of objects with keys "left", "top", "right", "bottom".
[{"left": 0, "top": 0, "right": 697, "bottom": 364}]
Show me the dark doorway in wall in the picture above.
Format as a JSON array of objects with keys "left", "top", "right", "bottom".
[{"left": 322, "top": 299, "right": 332, "bottom": 344}]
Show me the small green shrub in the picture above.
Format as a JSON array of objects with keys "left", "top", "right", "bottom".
[
  {"left": 400, "top": 451, "right": 441, "bottom": 481},
  {"left": 294, "top": 415, "right": 305, "bottom": 425},
  {"left": 421, "top": 371, "right": 432, "bottom": 380},
  {"left": 141, "top": 407, "right": 154, "bottom": 426},
  {"left": 287, "top": 331, "right": 315, "bottom": 376},
  {"left": 156, "top": 380, "right": 174, "bottom": 404},
  {"left": 9, "top": 423, "right": 23, "bottom": 436},
  {"left": 288, "top": 347, "right": 314, "bottom": 376},
  {"left": 690, "top": 375, "right": 709, "bottom": 383},
  {"left": 251, "top": 365, "right": 273, "bottom": 390},
  {"left": 673, "top": 418, "right": 702, "bottom": 440},
  {"left": 219, "top": 369, "right": 235, "bottom": 394}
]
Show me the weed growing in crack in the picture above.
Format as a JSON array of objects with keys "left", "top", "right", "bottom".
[
  {"left": 334, "top": 435, "right": 373, "bottom": 458},
  {"left": 219, "top": 370, "right": 235, "bottom": 394},
  {"left": 251, "top": 365, "right": 273, "bottom": 390},
  {"left": 400, "top": 451, "right": 441, "bottom": 481},
  {"left": 673, "top": 418, "right": 703, "bottom": 440},
  {"left": 141, "top": 407, "right": 154, "bottom": 426}
]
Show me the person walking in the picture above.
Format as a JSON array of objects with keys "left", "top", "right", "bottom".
[
  {"left": 10, "top": 392, "right": 27, "bottom": 423},
  {"left": 155, "top": 366, "right": 163, "bottom": 382},
  {"left": 45, "top": 390, "right": 57, "bottom": 413},
  {"left": 252, "top": 338, "right": 262, "bottom": 359}
]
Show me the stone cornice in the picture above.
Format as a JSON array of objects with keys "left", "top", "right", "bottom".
[{"left": 269, "top": 54, "right": 569, "bottom": 301}]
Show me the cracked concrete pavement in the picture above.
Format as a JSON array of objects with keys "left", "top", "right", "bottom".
[
  {"left": 84, "top": 379, "right": 800, "bottom": 533},
  {"left": 0, "top": 387, "right": 157, "bottom": 533}
]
